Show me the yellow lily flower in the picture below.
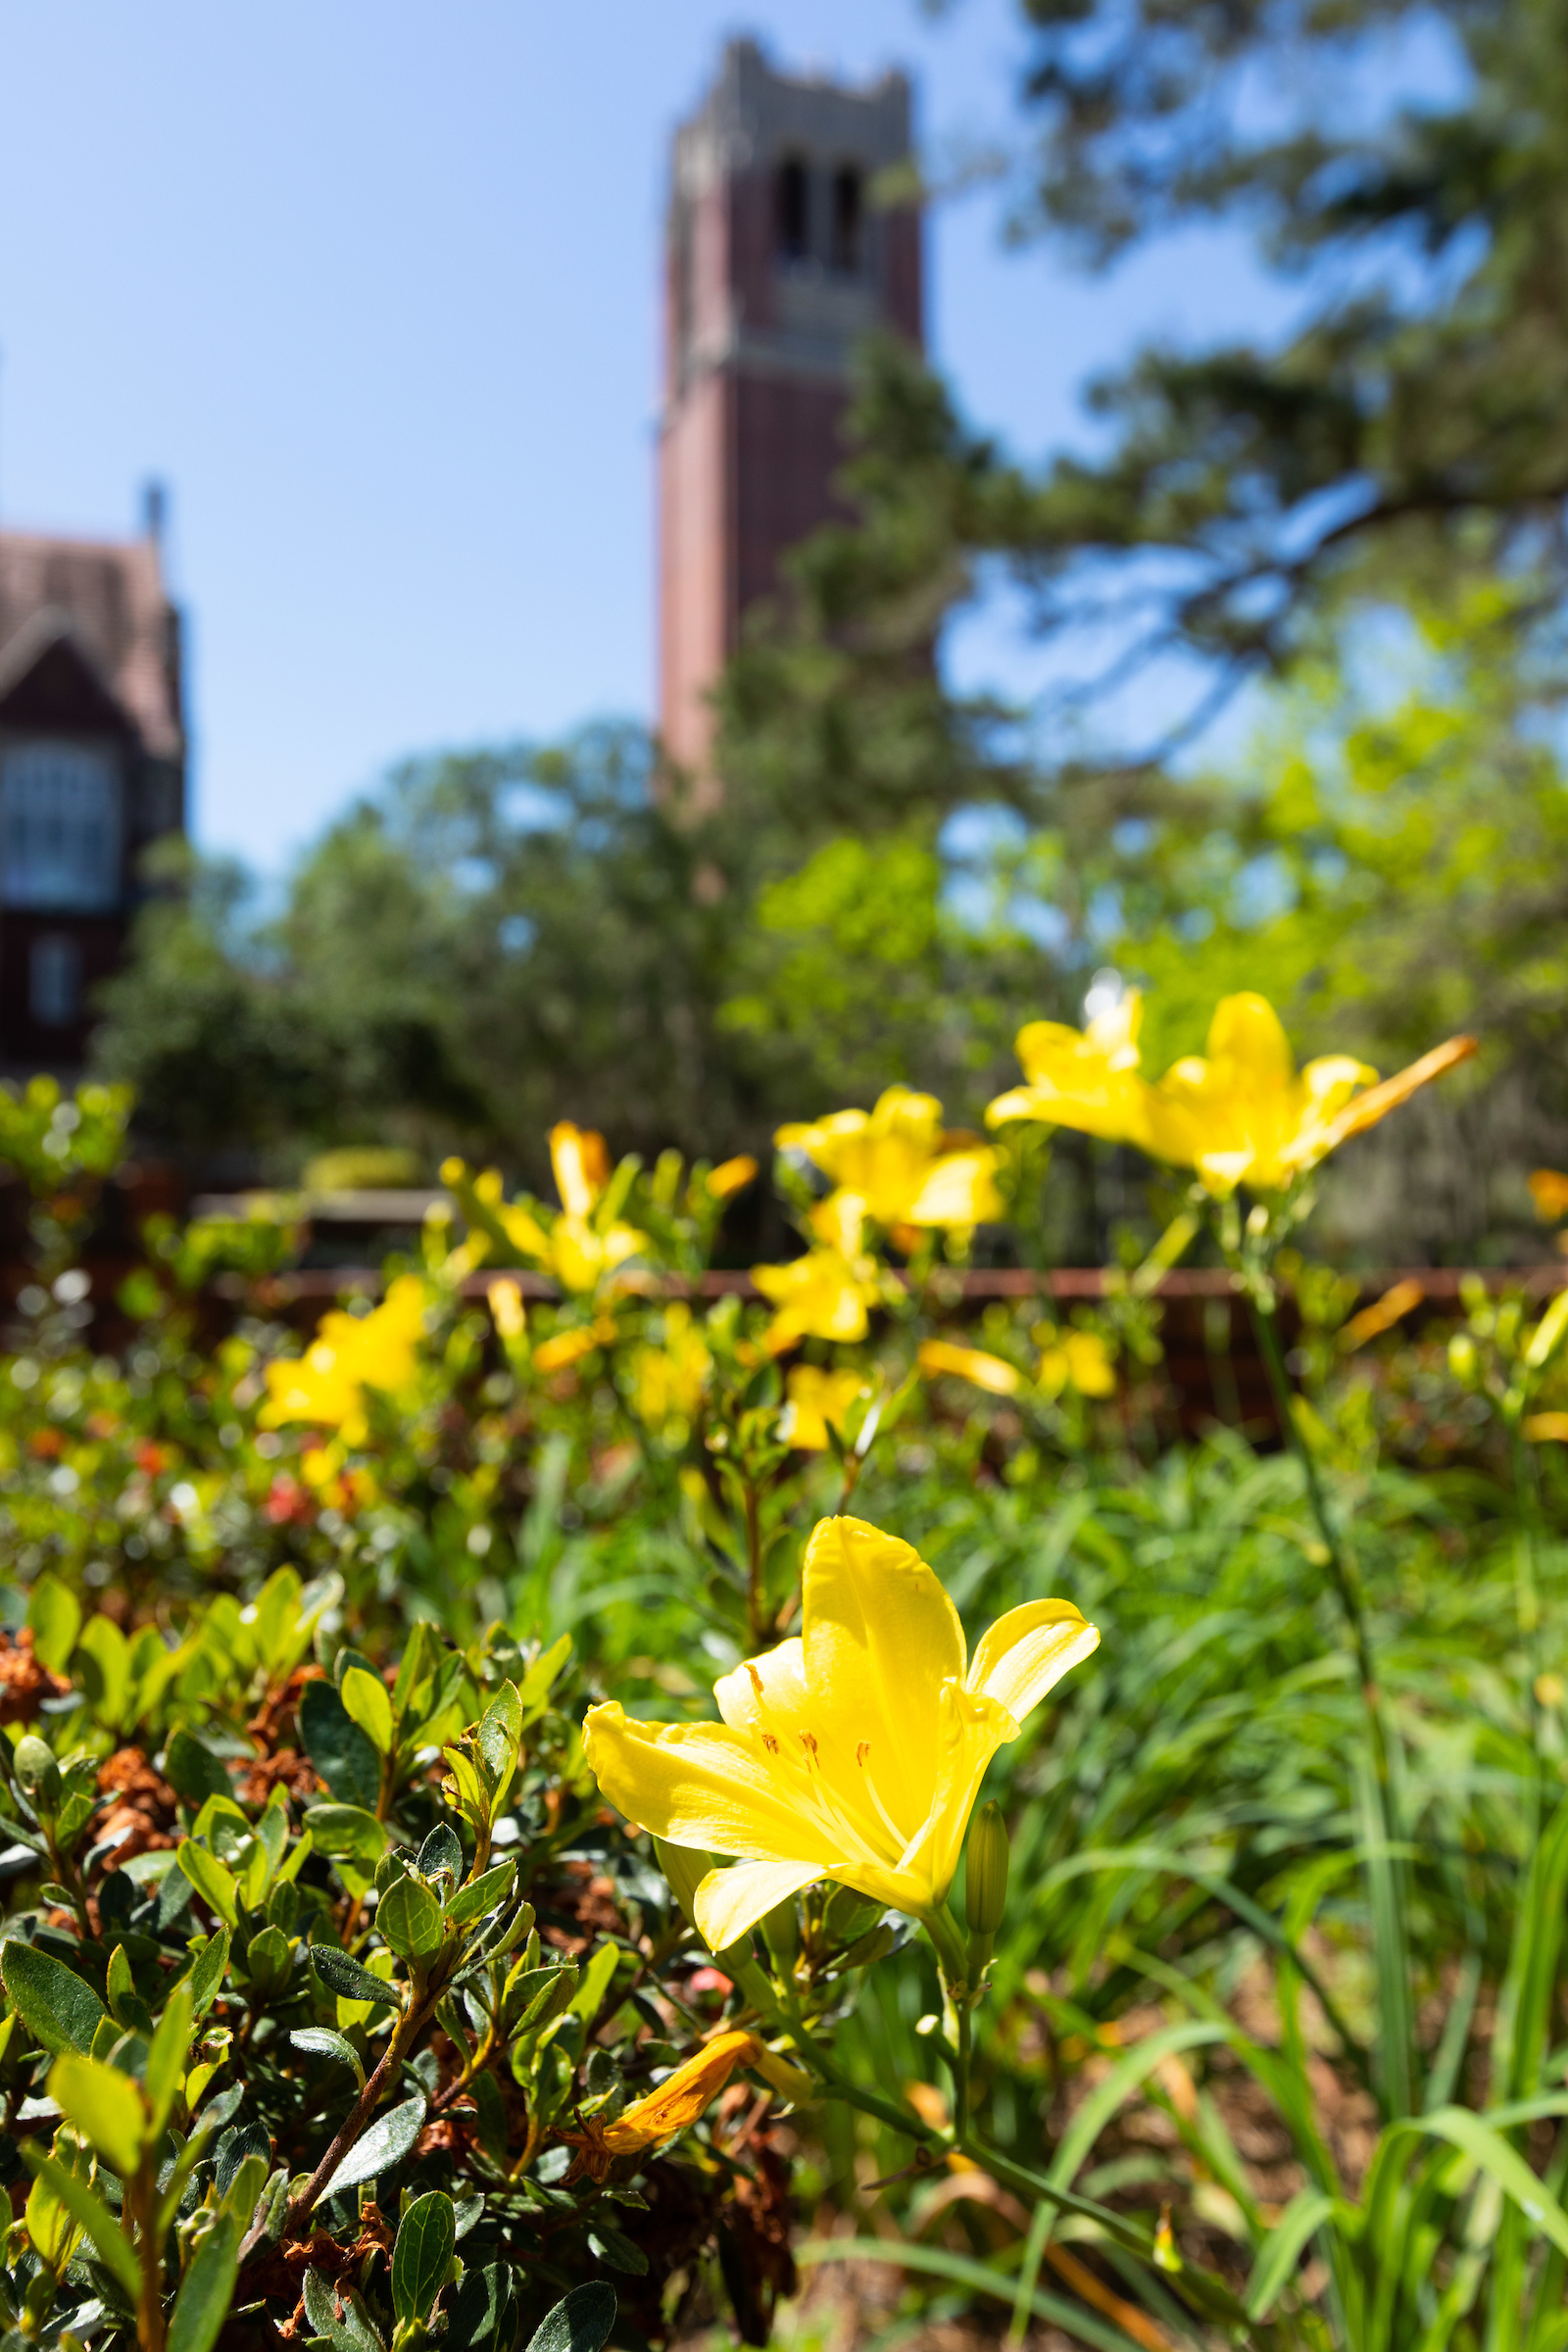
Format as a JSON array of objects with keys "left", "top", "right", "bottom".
[
  {"left": 260, "top": 1274, "right": 426, "bottom": 1444},
  {"left": 917, "top": 1340, "right": 1022, "bottom": 1397},
  {"left": 989, "top": 990, "right": 1477, "bottom": 1198},
  {"left": 583, "top": 1514, "right": 1098, "bottom": 1949},
  {"left": 631, "top": 1303, "right": 713, "bottom": 1433},
  {"left": 1033, "top": 1324, "right": 1117, "bottom": 1400},
  {"left": 777, "top": 1088, "right": 1003, "bottom": 1232},
  {"left": 753, "top": 1196, "right": 883, "bottom": 1353},
  {"left": 480, "top": 1122, "right": 650, "bottom": 1296},
  {"left": 779, "top": 1365, "right": 871, "bottom": 1448},
  {"left": 986, "top": 992, "right": 1154, "bottom": 1149}
]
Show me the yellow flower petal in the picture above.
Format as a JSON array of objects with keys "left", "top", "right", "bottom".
[
  {"left": 917, "top": 1340, "right": 1022, "bottom": 1396},
  {"left": 602, "top": 2030, "right": 760, "bottom": 2151},
  {"left": 693, "top": 1859, "right": 822, "bottom": 1951},
  {"left": 582, "top": 1704, "right": 831, "bottom": 1868},
  {"left": 550, "top": 1122, "right": 610, "bottom": 1219},
  {"left": 801, "top": 1516, "right": 967, "bottom": 1837},
  {"left": 966, "top": 1598, "right": 1101, "bottom": 1724}
]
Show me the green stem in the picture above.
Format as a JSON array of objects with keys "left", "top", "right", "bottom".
[{"left": 1249, "top": 1294, "right": 1390, "bottom": 1775}]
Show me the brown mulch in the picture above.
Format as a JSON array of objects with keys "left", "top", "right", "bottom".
[{"left": 0, "top": 1628, "right": 71, "bottom": 1725}]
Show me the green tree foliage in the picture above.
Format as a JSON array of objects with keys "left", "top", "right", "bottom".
[
  {"left": 992, "top": 0, "right": 1568, "bottom": 708},
  {"left": 95, "top": 725, "right": 1056, "bottom": 1182}
]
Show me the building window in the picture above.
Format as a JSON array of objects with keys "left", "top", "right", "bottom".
[
  {"left": 29, "top": 935, "right": 82, "bottom": 1028},
  {"left": 776, "top": 155, "right": 810, "bottom": 263},
  {"left": 831, "top": 166, "right": 863, "bottom": 273},
  {"left": 0, "top": 741, "right": 122, "bottom": 912}
]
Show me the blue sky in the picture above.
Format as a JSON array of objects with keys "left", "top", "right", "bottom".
[{"left": 0, "top": 0, "right": 1298, "bottom": 874}]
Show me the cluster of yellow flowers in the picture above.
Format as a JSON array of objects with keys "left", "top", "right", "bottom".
[
  {"left": 986, "top": 988, "right": 1475, "bottom": 1197},
  {"left": 259, "top": 1273, "right": 427, "bottom": 1445}
]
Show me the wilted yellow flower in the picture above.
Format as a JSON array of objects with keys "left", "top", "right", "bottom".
[
  {"left": 584, "top": 1514, "right": 1098, "bottom": 1949},
  {"left": 1032, "top": 1324, "right": 1116, "bottom": 1400},
  {"left": 779, "top": 1365, "right": 871, "bottom": 1448},
  {"left": 632, "top": 1303, "right": 712, "bottom": 1433},
  {"left": 753, "top": 1196, "right": 883, "bottom": 1353},
  {"left": 917, "top": 1340, "right": 1022, "bottom": 1397},
  {"left": 990, "top": 991, "right": 1476, "bottom": 1199},
  {"left": 260, "top": 1274, "right": 426, "bottom": 1443},
  {"left": 564, "top": 2030, "right": 761, "bottom": 2180},
  {"left": 777, "top": 1087, "right": 1002, "bottom": 1233}
]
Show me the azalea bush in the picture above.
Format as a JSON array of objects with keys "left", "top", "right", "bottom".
[{"left": 8, "top": 993, "right": 1568, "bottom": 2348}]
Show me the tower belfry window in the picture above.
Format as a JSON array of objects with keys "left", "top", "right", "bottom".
[
  {"left": 831, "top": 166, "right": 863, "bottom": 273},
  {"left": 776, "top": 155, "right": 810, "bottom": 263}
]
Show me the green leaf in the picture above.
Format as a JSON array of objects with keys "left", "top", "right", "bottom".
[
  {"left": 245, "top": 1925, "right": 292, "bottom": 1995},
  {"left": 796, "top": 2240, "right": 1158, "bottom": 2352},
  {"left": 167, "top": 2210, "right": 240, "bottom": 2352},
  {"left": 183, "top": 1928, "right": 231, "bottom": 2020},
  {"left": 289, "top": 2027, "right": 367, "bottom": 2088},
  {"left": 392, "top": 2190, "right": 457, "bottom": 2325},
  {"left": 1370, "top": 2107, "right": 1568, "bottom": 2259},
  {"left": 26, "top": 1575, "right": 80, "bottom": 1674},
  {"left": 311, "top": 1945, "right": 399, "bottom": 2007},
  {"left": 446, "top": 1861, "right": 515, "bottom": 1926},
  {"left": 305, "top": 2270, "right": 387, "bottom": 2352},
  {"left": 75, "top": 1614, "right": 129, "bottom": 1728},
  {"left": 19, "top": 2144, "right": 140, "bottom": 2300},
  {"left": 341, "top": 1666, "right": 394, "bottom": 1758},
  {"left": 516, "top": 1633, "right": 572, "bottom": 1718},
  {"left": 164, "top": 1728, "right": 233, "bottom": 1808},
  {"left": 1246, "top": 2189, "right": 1336, "bottom": 2320},
  {"left": 176, "top": 1838, "right": 238, "bottom": 1930},
  {"left": 48, "top": 2051, "right": 146, "bottom": 2177},
  {"left": 568, "top": 1938, "right": 621, "bottom": 2023},
  {"left": 525, "top": 2282, "right": 617, "bottom": 2352},
  {"left": 1047, "top": 2020, "right": 1228, "bottom": 2189},
  {"left": 1, "top": 1940, "right": 108, "bottom": 2056},
  {"left": 389, "top": 1620, "right": 432, "bottom": 1726},
  {"left": 449, "top": 2262, "right": 512, "bottom": 2352},
  {"left": 144, "top": 1982, "right": 195, "bottom": 2139},
  {"left": 377, "top": 1875, "right": 444, "bottom": 1960},
  {"left": 299, "top": 1681, "right": 380, "bottom": 1810},
  {"left": 304, "top": 1804, "right": 392, "bottom": 1866},
  {"left": 321, "top": 2093, "right": 425, "bottom": 2197},
  {"left": 240, "top": 1798, "right": 290, "bottom": 1911},
  {"left": 254, "top": 1566, "right": 303, "bottom": 1674},
  {"left": 585, "top": 2227, "right": 647, "bottom": 2277}
]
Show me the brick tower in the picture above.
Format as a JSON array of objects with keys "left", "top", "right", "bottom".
[{"left": 659, "top": 38, "right": 922, "bottom": 782}]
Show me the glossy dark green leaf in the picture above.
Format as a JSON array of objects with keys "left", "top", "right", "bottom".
[
  {"left": 524, "top": 2281, "right": 618, "bottom": 2352},
  {"left": 1, "top": 1939, "right": 108, "bottom": 2055},
  {"left": 163, "top": 1728, "right": 232, "bottom": 1808},
  {"left": 312, "top": 1945, "right": 397, "bottom": 2007},
  {"left": 299, "top": 1681, "right": 380, "bottom": 1811},
  {"left": 391, "top": 2190, "right": 456, "bottom": 2324},
  {"left": 321, "top": 2094, "right": 424, "bottom": 2196},
  {"left": 377, "top": 1875, "right": 444, "bottom": 1959}
]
